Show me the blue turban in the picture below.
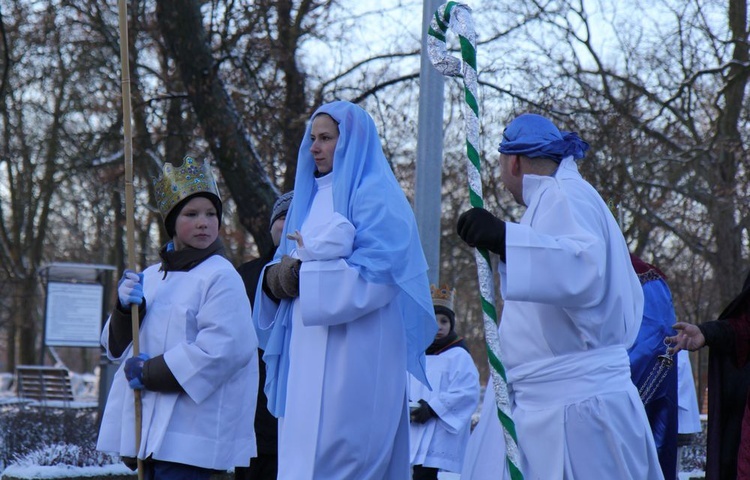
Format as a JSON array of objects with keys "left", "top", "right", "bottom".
[{"left": 498, "top": 113, "right": 589, "bottom": 163}]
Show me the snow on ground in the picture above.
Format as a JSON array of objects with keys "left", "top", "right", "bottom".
[
  {"left": 2, "top": 463, "right": 133, "bottom": 478},
  {"left": 679, "top": 472, "right": 705, "bottom": 479}
]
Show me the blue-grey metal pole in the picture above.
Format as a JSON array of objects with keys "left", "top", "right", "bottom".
[{"left": 414, "top": 0, "right": 445, "bottom": 285}]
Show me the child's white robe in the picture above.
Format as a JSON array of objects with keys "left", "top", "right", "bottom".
[
  {"left": 97, "top": 255, "right": 258, "bottom": 470},
  {"left": 409, "top": 346, "right": 479, "bottom": 473}
]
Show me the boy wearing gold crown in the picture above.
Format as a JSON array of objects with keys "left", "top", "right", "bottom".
[
  {"left": 97, "top": 157, "right": 259, "bottom": 480},
  {"left": 408, "top": 285, "right": 480, "bottom": 480}
]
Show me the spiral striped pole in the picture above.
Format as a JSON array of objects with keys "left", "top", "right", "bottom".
[{"left": 427, "top": 3, "right": 523, "bottom": 479}]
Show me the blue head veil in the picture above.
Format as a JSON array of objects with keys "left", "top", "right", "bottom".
[
  {"left": 499, "top": 113, "right": 589, "bottom": 162},
  {"left": 256, "top": 100, "right": 437, "bottom": 416}
]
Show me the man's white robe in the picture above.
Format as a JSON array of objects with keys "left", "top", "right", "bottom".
[
  {"left": 460, "top": 377, "right": 510, "bottom": 480},
  {"left": 464, "top": 157, "right": 663, "bottom": 479},
  {"left": 408, "top": 346, "right": 479, "bottom": 473},
  {"left": 256, "top": 174, "right": 411, "bottom": 480}
]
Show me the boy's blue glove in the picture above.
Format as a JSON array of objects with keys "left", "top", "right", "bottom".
[
  {"left": 117, "top": 270, "right": 144, "bottom": 308},
  {"left": 124, "top": 353, "right": 150, "bottom": 390}
]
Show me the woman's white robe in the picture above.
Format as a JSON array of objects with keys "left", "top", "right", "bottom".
[{"left": 97, "top": 255, "right": 258, "bottom": 470}]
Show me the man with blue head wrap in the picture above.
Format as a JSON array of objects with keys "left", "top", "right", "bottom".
[{"left": 457, "top": 114, "right": 663, "bottom": 479}]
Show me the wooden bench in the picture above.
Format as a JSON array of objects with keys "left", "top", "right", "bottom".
[{"left": 15, "top": 365, "right": 75, "bottom": 405}]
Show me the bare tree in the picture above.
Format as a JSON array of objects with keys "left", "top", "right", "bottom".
[
  {"left": 3, "top": 0, "right": 746, "bottom": 393},
  {"left": 0, "top": 4, "right": 8, "bottom": 101},
  {"left": 0, "top": 1, "right": 116, "bottom": 367},
  {"left": 455, "top": 0, "right": 750, "bottom": 394},
  {"left": 154, "top": 0, "right": 304, "bottom": 258}
]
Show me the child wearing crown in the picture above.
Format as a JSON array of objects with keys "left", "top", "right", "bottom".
[
  {"left": 408, "top": 284, "right": 480, "bottom": 480},
  {"left": 97, "top": 156, "right": 259, "bottom": 480}
]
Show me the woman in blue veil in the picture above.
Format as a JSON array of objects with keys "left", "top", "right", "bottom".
[{"left": 253, "top": 100, "right": 437, "bottom": 479}]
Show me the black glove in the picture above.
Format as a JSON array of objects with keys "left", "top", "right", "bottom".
[
  {"left": 410, "top": 399, "right": 437, "bottom": 424},
  {"left": 121, "top": 456, "right": 138, "bottom": 471},
  {"left": 264, "top": 255, "right": 302, "bottom": 299},
  {"left": 456, "top": 207, "right": 506, "bottom": 260}
]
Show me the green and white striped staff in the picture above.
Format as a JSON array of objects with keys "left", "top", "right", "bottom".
[{"left": 427, "top": 3, "right": 523, "bottom": 479}]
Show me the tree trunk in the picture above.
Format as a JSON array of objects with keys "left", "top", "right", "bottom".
[
  {"left": 16, "top": 277, "right": 39, "bottom": 365},
  {"left": 155, "top": 0, "right": 278, "bottom": 256},
  {"left": 709, "top": 0, "right": 749, "bottom": 306},
  {"left": 276, "top": 0, "right": 309, "bottom": 192}
]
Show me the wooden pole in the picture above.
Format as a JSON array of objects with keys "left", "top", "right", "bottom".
[{"left": 116, "top": 1, "right": 143, "bottom": 479}]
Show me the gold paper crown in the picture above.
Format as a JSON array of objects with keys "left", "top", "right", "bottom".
[
  {"left": 153, "top": 156, "right": 221, "bottom": 220},
  {"left": 430, "top": 284, "right": 455, "bottom": 311}
]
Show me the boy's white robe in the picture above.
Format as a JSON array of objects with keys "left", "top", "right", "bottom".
[
  {"left": 256, "top": 174, "right": 411, "bottom": 480},
  {"left": 408, "top": 346, "right": 479, "bottom": 473},
  {"left": 97, "top": 255, "right": 258, "bottom": 470},
  {"left": 464, "top": 157, "right": 662, "bottom": 479}
]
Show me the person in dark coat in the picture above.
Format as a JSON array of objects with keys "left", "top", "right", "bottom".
[
  {"left": 235, "top": 190, "right": 293, "bottom": 480},
  {"left": 668, "top": 270, "right": 750, "bottom": 480}
]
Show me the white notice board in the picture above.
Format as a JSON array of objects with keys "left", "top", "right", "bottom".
[{"left": 45, "top": 282, "right": 103, "bottom": 347}]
